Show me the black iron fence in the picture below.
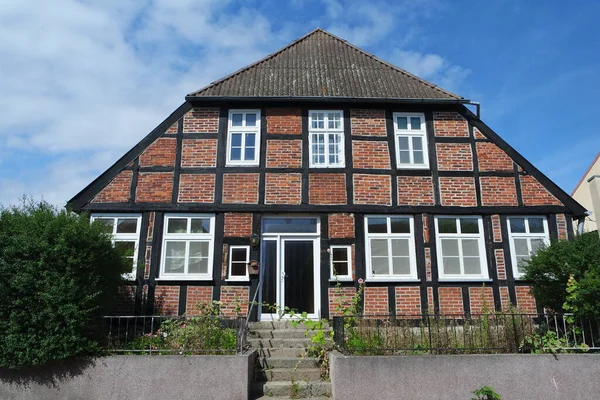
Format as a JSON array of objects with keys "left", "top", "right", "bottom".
[{"left": 332, "top": 313, "right": 600, "bottom": 355}]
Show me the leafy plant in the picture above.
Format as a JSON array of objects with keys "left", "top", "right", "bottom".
[{"left": 472, "top": 385, "right": 501, "bottom": 400}]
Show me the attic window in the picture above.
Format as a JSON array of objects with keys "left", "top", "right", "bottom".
[
  {"left": 309, "top": 110, "right": 345, "bottom": 168},
  {"left": 393, "top": 112, "right": 429, "bottom": 169},
  {"left": 227, "top": 110, "right": 261, "bottom": 166}
]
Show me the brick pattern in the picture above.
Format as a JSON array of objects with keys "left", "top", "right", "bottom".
[
  {"left": 220, "top": 286, "right": 249, "bottom": 317},
  {"left": 266, "top": 140, "right": 302, "bottom": 168},
  {"left": 147, "top": 212, "right": 155, "bottom": 241},
  {"left": 427, "top": 287, "right": 434, "bottom": 313},
  {"left": 329, "top": 287, "right": 357, "bottom": 317},
  {"left": 222, "top": 173, "right": 259, "bottom": 204},
  {"left": 395, "top": 287, "right": 422, "bottom": 316},
  {"left": 423, "top": 214, "right": 430, "bottom": 244},
  {"left": 350, "top": 109, "right": 387, "bottom": 136},
  {"left": 181, "top": 139, "right": 218, "bottom": 167},
  {"left": 520, "top": 175, "right": 562, "bottom": 206},
  {"left": 397, "top": 176, "right": 434, "bottom": 206},
  {"left": 186, "top": 286, "right": 213, "bottom": 315},
  {"left": 183, "top": 108, "right": 219, "bottom": 133},
  {"left": 438, "top": 287, "right": 464, "bottom": 315},
  {"left": 139, "top": 137, "right": 176, "bottom": 167},
  {"left": 166, "top": 122, "right": 178, "bottom": 134},
  {"left": 436, "top": 143, "right": 473, "bottom": 171},
  {"left": 144, "top": 246, "right": 152, "bottom": 279},
  {"left": 224, "top": 213, "right": 253, "bottom": 237},
  {"left": 352, "top": 141, "right": 391, "bottom": 169},
  {"left": 491, "top": 214, "right": 502, "bottom": 242},
  {"left": 425, "top": 247, "right": 432, "bottom": 281},
  {"left": 515, "top": 286, "right": 537, "bottom": 314},
  {"left": 495, "top": 249, "right": 506, "bottom": 280},
  {"left": 439, "top": 177, "right": 477, "bottom": 206},
  {"left": 364, "top": 287, "right": 389, "bottom": 315},
  {"left": 353, "top": 174, "right": 391, "bottom": 205},
  {"left": 499, "top": 287, "right": 511, "bottom": 311},
  {"left": 136, "top": 172, "right": 173, "bottom": 203},
  {"left": 154, "top": 286, "right": 179, "bottom": 315},
  {"left": 473, "top": 127, "right": 486, "bottom": 139},
  {"left": 433, "top": 112, "right": 469, "bottom": 137},
  {"left": 309, "top": 173, "right": 347, "bottom": 204},
  {"left": 480, "top": 176, "right": 518, "bottom": 206},
  {"left": 265, "top": 173, "right": 302, "bottom": 204},
  {"left": 328, "top": 213, "right": 355, "bottom": 238},
  {"left": 266, "top": 108, "right": 301, "bottom": 134},
  {"left": 476, "top": 142, "right": 513, "bottom": 171},
  {"left": 178, "top": 174, "right": 215, "bottom": 203},
  {"left": 92, "top": 170, "right": 132, "bottom": 203},
  {"left": 469, "top": 287, "right": 495, "bottom": 314},
  {"left": 557, "top": 214, "right": 568, "bottom": 240}
]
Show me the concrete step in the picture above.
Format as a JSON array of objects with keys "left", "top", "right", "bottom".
[
  {"left": 256, "top": 347, "right": 307, "bottom": 358},
  {"left": 254, "top": 397, "right": 330, "bottom": 400},
  {"left": 258, "top": 356, "right": 320, "bottom": 369},
  {"left": 249, "top": 320, "right": 330, "bottom": 330},
  {"left": 249, "top": 329, "right": 329, "bottom": 339},
  {"left": 252, "top": 381, "right": 332, "bottom": 398},
  {"left": 256, "top": 368, "right": 323, "bottom": 382},
  {"left": 249, "top": 337, "right": 314, "bottom": 349}
]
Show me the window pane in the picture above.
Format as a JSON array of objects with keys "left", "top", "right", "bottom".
[
  {"left": 231, "top": 262, "right": 247, "bottom": 277},
  {"left": 328, "top": 114, "right": 341, "bottom": 129},
  {"left": 410, "top": 117, "right": 421, "bottom": 130},
  {"left": 441, "top": 239, "right": 459, "bottom": 257},
  {"left": 190, "top": 218, "right": 211, "bottom": 234},
  {"left": 514, "top": 238, "right": 529, "bottom": 256},
  {"left": 438, "top": 218, "right": 457, "bottom": 234},
  {"left": 189, "top": 241, "right": 208, "bottom": 258},
  {"left": 232, "top": 114, "right": 243, "bottom": 126},
  {"left": 167, "top": 218, "right": 188, "bottom": 234},
  {"left": 370, "top": 239, "right": 388, "bottom": 257},
  {"left": 530, "top": 239, "right": 545, "bottom": 254},
  {"left": 245, "top": 133, "right": 256, "bottom": 147},
  {"left": 188, "top": 258, "right": 209, "bottom": 274},
  {"left": 390, "top": 218, "right": 410, "bottom": 234},
  {"left": 397, "top": 117, "right": 408, "bottom": 130},
  {"left": 399, "top": 151, "right": 411, "bottom": 164},
  {"left": 413, "top": 150, "right": 424, "bottom": 164},
  {"left": 245, "top": 113, "right": 257, "bottom": 127},
  {"left": 443, "top": 257, "right": 460, "bottom": 274},
  {"left": 332, "top": 248, "right": 348, "bottom": 262},
  {"left": 398, "top": 136, "right": 409, "bottom": 150},
  {"left": 391, "top": 239, "right": 409, "bottom": 257},
  {"left": 333, "top": 261, "right": 349, "bottom": 276},
  {"left": 516, "top": 256, "right": 528, "bottom": 273},
  {"left": 510, "top": 218, "right": 526, "bottom": 233},
  {"left": 412, "top": 136, "right": 423, "bottom": 150},
  {"left": 528, "top": 218, "right": 545, "bottom": 233},
  {"left": 329, "top": 154, "right": 338, "bottom": 165},
  {"left": 165, "top": 241, "right": 186, "bottom": 257},
  {"left": 231, "top": 248, "right": 247, "bottom": 262},
  {"left": 460, "top": 218, "right": 479, "bottom": 234},
  {"left": 371, "top": 257, "right": 389, "bottom": 275},
  {"left": 463, "top": 257, "right": 481, "bottom": 275},
  {"left": 392, "top": 257, "right": 411, "bottom": 275},
  {"left": 244, "top": 147, "right": 255, "bottom": 160},
  {"left": 461, "top": 239, "right": 479, "bottom": 257},
  {"left": 164, "top": 257, "right": 185, "bottom": 274},
  {"left": 116, "top": 218, "right": 137, "bottom": 234},
  {"left": 231, "top": 133, "right": 242, "bottom": 147},
  {"left": 96, "top": 218, "right": 114, "bottom": 231},
  {"left": 263, "top": 218, "right": 318, "bottom": 233},
  {"left": 115, "top": 241, "right": 135, "bottom": 258},
  {"left": 367, "top": 218, "right": 387, "bottom": 233}
]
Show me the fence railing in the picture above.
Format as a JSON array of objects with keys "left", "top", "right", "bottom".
[
  {"left": 99, "top": 315, "right": 246, "bottom": 355},
  {"left": 332, "top": 313, "right": 600, "bottom": 355}
]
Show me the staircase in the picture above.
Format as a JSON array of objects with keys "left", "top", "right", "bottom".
[{"left": 248, "top": 320, "right": 332, "bottom": 399}]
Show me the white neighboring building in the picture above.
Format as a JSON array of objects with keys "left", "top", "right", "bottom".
[{"left": 572, "top": 153, "right": 600, "bottom": 232}]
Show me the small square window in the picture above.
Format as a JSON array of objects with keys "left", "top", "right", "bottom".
[
  {"left": 330, "top": 245, "right": 352, "bottom": 280},
  {"left": 228, "top": 246, "right": 250, "bottom": 281},
  {"left": 227, "top": 110, "right": 261, "bottom": 166}
]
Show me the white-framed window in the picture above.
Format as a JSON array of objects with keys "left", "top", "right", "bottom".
[
  {"left": 364, "top": 216, "right": 417, "bottom": 281},
  {"left": 227, "top": 110, "right": 261, "bottom": 166},
  {"left": 91, "top": 214, "right": 142, "bottom": 280},
  {"left": 160, "top": 214, "right": 215, "bottom": 280},
  {"left": 309, "top": 110, "right": 345, "bottom": 167},
  {"left": 330, "top": 245, "right": 352, "bottom": 281},
  {"left": 435, "top": 216, "right": 489, "bottom": 281},
  {"left": 507, "top": 216, "right": 550, "bottom": 279},
  {"left": 393, "top": 112, "right": 429, "bottom": 169},
  {"left": 228, "top": 245, "right": 250, "bottom": 281}
]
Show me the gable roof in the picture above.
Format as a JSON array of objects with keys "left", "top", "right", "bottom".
[
  {"left": 187, "top": 28, "right": 465, "bottom": 101},
  {"left": 571, "top": 152, "right": 600, "bottom": 196}
]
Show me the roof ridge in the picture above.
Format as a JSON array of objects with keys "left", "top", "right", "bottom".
[{"left": 571, "top": 152, "right": 600, "bottom": 195}]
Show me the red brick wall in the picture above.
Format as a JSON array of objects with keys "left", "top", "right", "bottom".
[
  {"left": 183, "top": 108, "right": 219, "bottom": 133},
  {"left": 136, "top": 172, "right": 173, "bottom": 202},
  {"left": 473, "top": 127, "right": 486, "bottom": 139},
  {"left": 364, "top": 287, "right": 389, "bottom": 315},
  {"left": 433, "top": 112, "right": 469, "bottom": 137},
  {"left": 265, "top": 173, "right": 302, "bottom": 204},
  {"left": 266, "top": 140, "right": 302, "bottom": 168},
  {"left": 425, "top": 247, "right": 432, "bottom": 281},
  {"left": 476, "top": 142, "right": 513, "bottom": 171},
  {"left": 222, "top": 173, "right": 259, "bottom": 204},
  {"left": 178, "top": 174, "right": 215, "bottom": 203},
  {"left": 353, "top": 174, "right": 391, "bottom": 205},
  {"left": 166, "top": 121, "right": 178, "bottom": 134},
  {"left": 423, "top": 214, "right": 430, "bottom": 244},
  {"left": 515, "top": 286, "right": 537, "bottom": 314},
  {"left": 220, "top": 286, "right": 249, "bottom": 317},
  {"left": 155, "top": 286, "right": 179, "bottom": 315},
  {"left": 266, "top": 108, "right": 301, "bottom": 134},
  {"left": 309, "top": 173, "right": 347, "bottom": 204},
  {"left": 397, "top": 176, "right": 434, "bottom": 206},
  {"left": 139, "top": 137, "right": 176, "bottom": 167},
  {"left": 556, "top": 214, "right": 568, "bottom": 240},
  {"left": 439, "top": 177, "right": 477, "bottom": 206},
  {"left": 495, "top": 249, "right": 506, "bottom": 280},
  {"left": 469, "top": 286, "right": 495, "bottom": 314},
  {"left": 224, "top": 213, "right": 253, "bottom": 237},
  {"left": 328, "top": 213, "right": 355, "bottom": 238},
  {"left": 181, "top": 139, "right": 218, "bottom": 167},
  {"left": 395, "top": 287, "right": 422, "bottom": 316},
  {"left": 491, "top": 214, "right": 502, "bottom": 242},
  {"left": 427, "top": 287, "right": 434, "bottom": 313},
  {"left": 480, "top": 176, "right": 518, "bottom": 206},
  {"left": 352, "top": 141, "right": 391, "bottom": 169},
  {"left": 499, "top": 287, "right": 511, "bottom": 311},
  {"left": 186, "top": 286, "right": 213, "bottom": 315},
  {"left": 436, "top": 143, "right": 473, "bottom": 171},
  {"left": 350, "top": 109, "right": 386, "bottom": 136},
  {"left": 438, "top": 287, "right": 464, "bottom": 315},
  {"left": 92, "top": 170, "right": 132, "bottom": 203},
  {"left": 329, "top": 287, "right": 357, "bottom": 317},
  {"left": 520, "top": 175, "right": 562, "bottom": 206}
]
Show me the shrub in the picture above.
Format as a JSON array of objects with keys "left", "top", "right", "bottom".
[{"left": 0, "top": 200, "right": 127, "bottom": 368}]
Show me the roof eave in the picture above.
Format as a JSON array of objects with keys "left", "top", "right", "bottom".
[{"left": 184, "top": 96, "right": 469, "bottom": 104}]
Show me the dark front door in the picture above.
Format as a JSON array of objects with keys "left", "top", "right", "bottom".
[{"left": 283, "top": 239, "right": 315, "bottom": 315}]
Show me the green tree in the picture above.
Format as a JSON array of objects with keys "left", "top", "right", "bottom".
[
  {"left": 523, "top": 231, "right": 600, "bottom": 317},
  {"left": 0, "top": 200, "right": 127, "bottom": 369}
]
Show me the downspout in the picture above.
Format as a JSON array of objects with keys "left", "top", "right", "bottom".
[
  {"left": 577, "top": 215, "right": 587, "bottom": 236},
  {"left": 467, "top": 101, "right": 481, "bottom": 118}
]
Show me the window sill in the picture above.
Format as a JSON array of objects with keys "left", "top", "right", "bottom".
[
  {"left": 225, "top": 278, "right": 250, "bottom": 282},
  {"left": 438, "top": 278, "right": 492, "bottom": 282},
  {"left": 329, "top": 278, "right": 353, "bottom": 282},
  {"left": 366, "top": 277, "right": 420, "bottom": 283},
  {"left": 396, "top": 165, "right": 430, "bottom": 170},
  {"left": 155, "top": 276, "right": 213, "bottom": 281},
  {"left": 225, "top": 163, "right": 260, "bottom": 167}
]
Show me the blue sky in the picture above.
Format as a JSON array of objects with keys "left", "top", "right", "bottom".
[{"left": 1, "top": 0, "right": 599, "bottom": 207}]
